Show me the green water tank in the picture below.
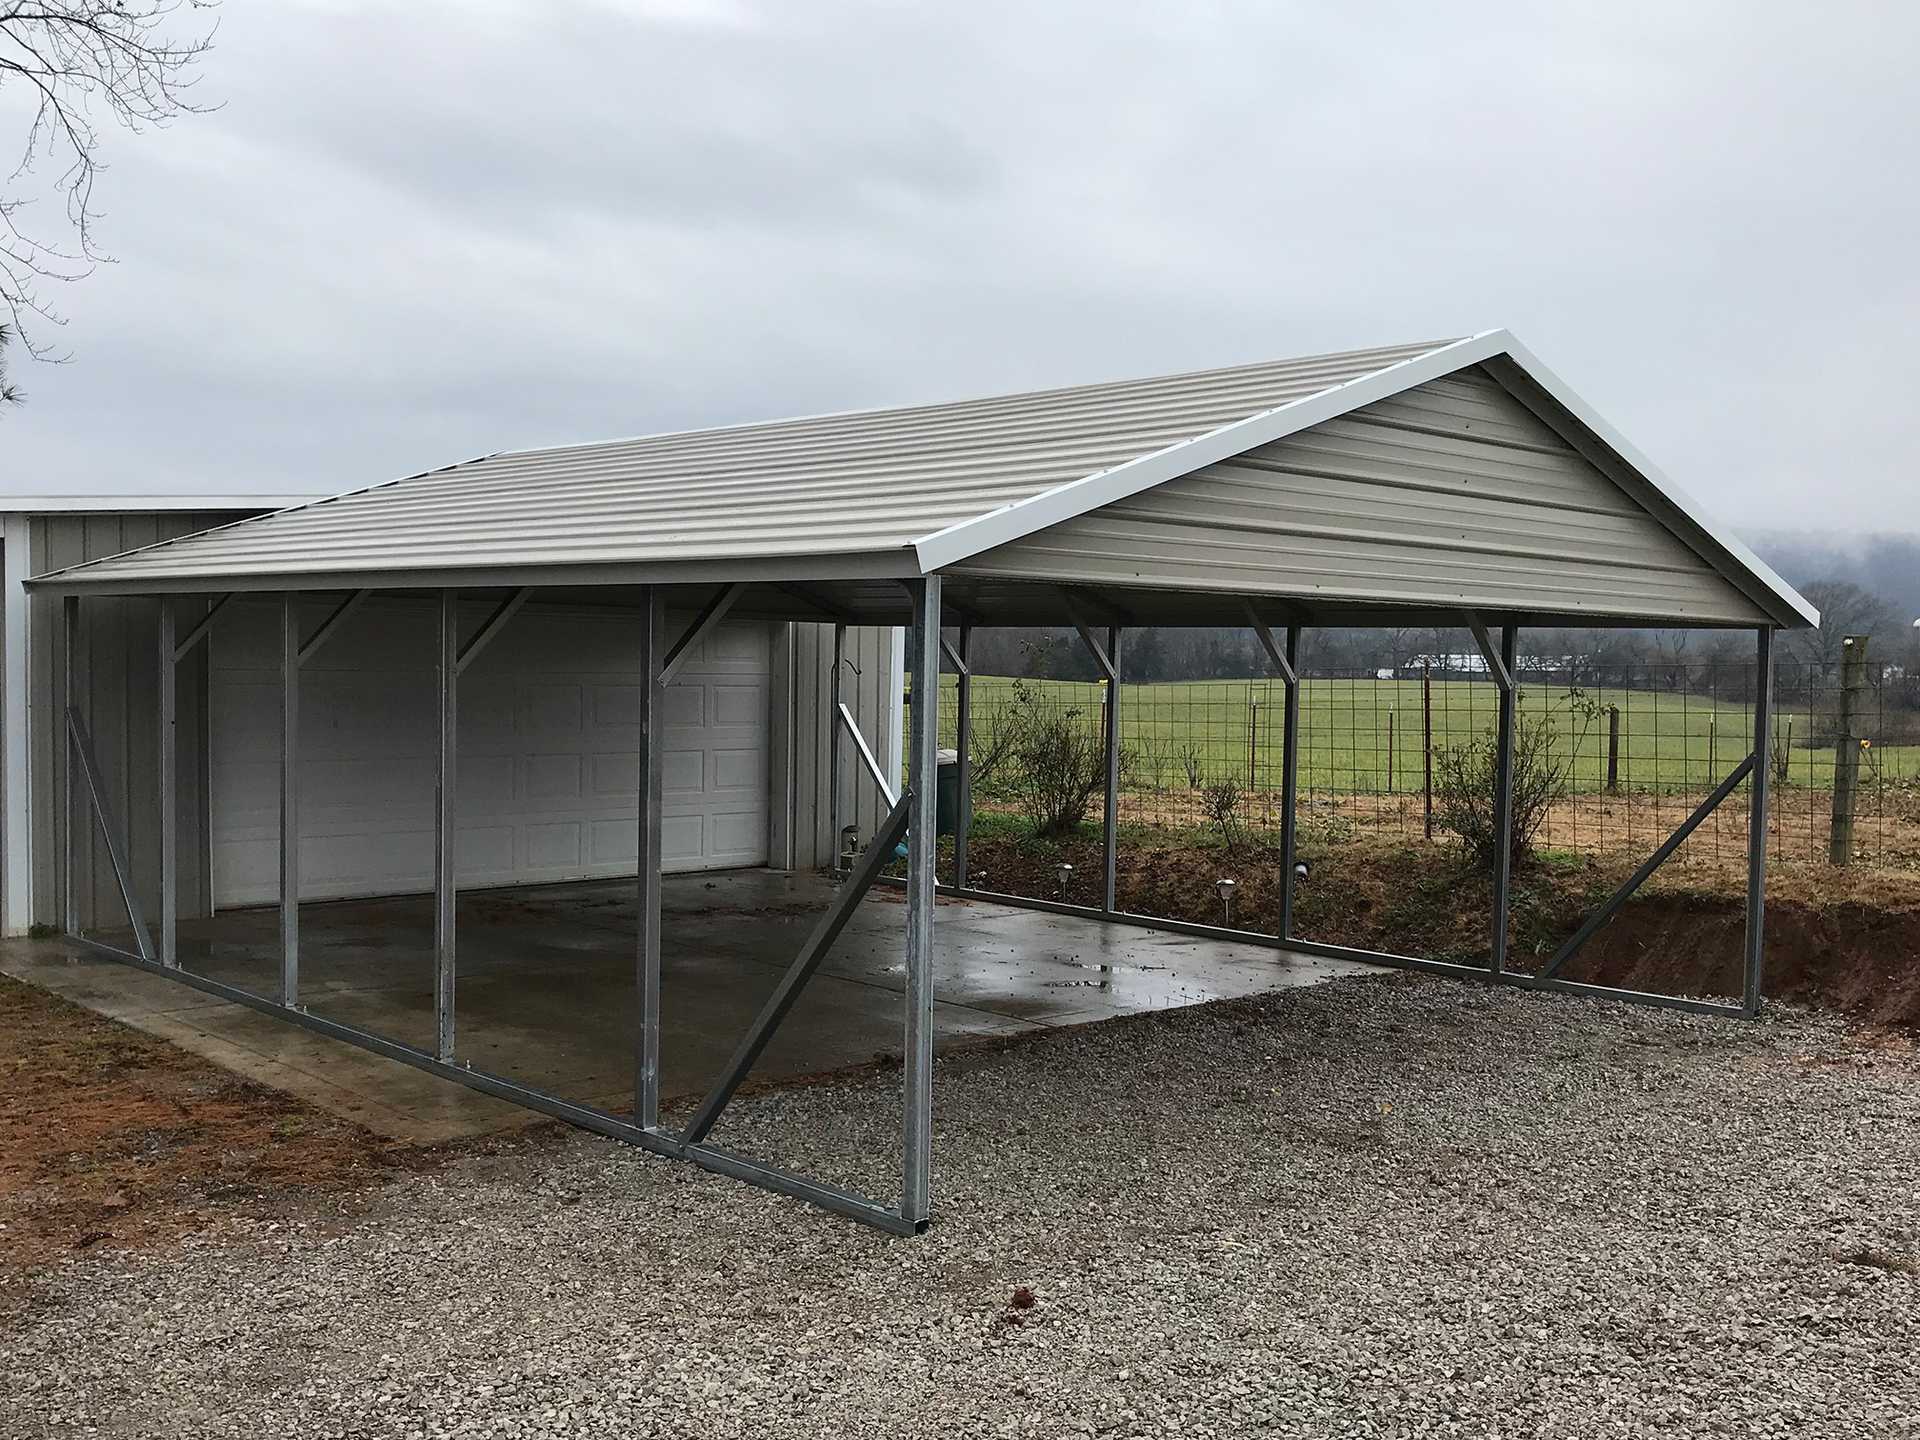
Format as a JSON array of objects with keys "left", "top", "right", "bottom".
[{"left": 935, "top": 748, "right": 962, "bottom": 836}]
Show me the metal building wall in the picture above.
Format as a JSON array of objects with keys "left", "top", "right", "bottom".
[
  {"left": 31, "top": 531, "right": 897, "bottom": 927},
  {"left": 783, "top": 623, "right": 897, "bottom": 870},
  {"left": 30, "top": 513, "right": 236, "bottom": 932},
  {"left": 951, "top": 370, "right": 1775, "bottom": 627}
]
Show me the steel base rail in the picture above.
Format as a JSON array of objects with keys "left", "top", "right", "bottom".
[
  {"left": 884, "top": 879, "right": 1746, "bottom": 1019},
  {"left": 65, "top": 934, "right": 922, "bottom": 1234},
  {"left": 1280, "top": 935, "right": 1745, "bottom": 1018}
]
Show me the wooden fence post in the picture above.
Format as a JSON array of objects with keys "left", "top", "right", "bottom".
[{"left": 1829, "top": 635, "right": 1868, "bottom": 866}]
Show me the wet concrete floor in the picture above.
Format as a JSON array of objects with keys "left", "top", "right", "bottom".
[{"left": 1, "top": 869, "right": 1369, "bottom": 1142}]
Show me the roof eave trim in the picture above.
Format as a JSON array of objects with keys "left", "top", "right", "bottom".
[{"left": 911, "top": 331, "right": 1509, "bottom": 573}]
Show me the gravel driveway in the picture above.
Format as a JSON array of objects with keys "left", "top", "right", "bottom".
[{"left": 7, "top": 971, "right": 1918, "bottom": 1438}]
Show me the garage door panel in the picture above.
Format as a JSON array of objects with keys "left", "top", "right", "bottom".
[
  {"left": 523, "top": 821, "right": 583, "bottom": 870},
  {"left": 587, "top": 817, "right": 636, "bottom": 866},
  {"left": 661, "top": 748, "right": 705, "bottom": 793},
  {"left": 712, "top": 683, "right": 765, "bottom": 725},
  {"left": 521, "top": 684, "right": 584, "bottom": 736},
  {"left": 660, "top": 813, "right": 704, "bottom": 868},
  {"left": 459, "top": 825, "right": 516, "bottom": 879},
  {"left": 593, "top": 684, "right": 639, "bottom": 727},
  {"left": 663, "top": 686, "right": 704, "bottom": 725},
  {"left": 712, "top": 744, "right": 763, "bottom": 791},
  {"left": 462, "top": 754, "right": 517, "bottom": 809},
  {"left": 212, "top": 600, "right": 771, "bottom": 906},
  {"left": 523, "top": 753, "right": 583, "bottom": 801}
]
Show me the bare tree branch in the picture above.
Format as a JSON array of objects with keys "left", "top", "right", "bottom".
[{"left": 0, "top": 0, "right": 219, "bottom": 356}]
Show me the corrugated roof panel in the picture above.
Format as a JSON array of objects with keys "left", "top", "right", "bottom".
[{"left": 37, "top": 341, "right": 1453, "bottom": 584}]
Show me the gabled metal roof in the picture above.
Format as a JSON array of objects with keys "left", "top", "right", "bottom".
[{"left": 27, "top": 330, "right": 1816, "bottom": 628}]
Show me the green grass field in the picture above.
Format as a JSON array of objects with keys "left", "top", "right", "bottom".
[{"left": 930, "top": 673, "right": 1920, "bottom": 796}]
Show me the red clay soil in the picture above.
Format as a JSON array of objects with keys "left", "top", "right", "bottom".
[
  {"left": 958, "top": 832, "right": 1920, "bottom": 1028},
  {"left": 0, "top": 974, "right": 446, "bottom": 1287}
]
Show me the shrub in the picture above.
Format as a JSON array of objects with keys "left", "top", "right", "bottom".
[
  {"left": 1179, "top": 744, "right": 1206, "bottom": 790},
  {"left": 1434, "top": 690, "right": 1599, "bottom": 870},
  {"left": 1016, "top": 698, "right": 1106, "bottom": 837},
  {"left": 966, "top": 688, "right": 1030, "bottom": 795},
  {"left": 1199, "top": 775, "right": 1247, "bottom": 856}
]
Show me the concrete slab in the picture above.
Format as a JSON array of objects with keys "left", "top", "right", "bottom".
[{"left": 1, "top": 870, "right": 1370, "bottom": 1145}]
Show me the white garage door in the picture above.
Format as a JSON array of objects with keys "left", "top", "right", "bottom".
[{"left": 210, "top": 598, "right": 770, "bottom": 906}]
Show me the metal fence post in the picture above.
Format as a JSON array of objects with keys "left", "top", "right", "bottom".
[
  {"left": 636, "top": 585, "right": 665, "bottom": 1126},
  {"left": 1745, "top": 627, "right": 1774, "bottom": 1016},
  {"left": 1103, "top": 626, "right": 1121, "bottom": 914},
  {"left": 1829, "top": 635, "right": 1867, "bottom": 866},
  {"left": 279, "top": 594, "right": 300, "bottom": 1006},
  {"left": 1278, "top": 625, "right": 1301, "bottom": 942},
  {"left": 1489, "top": 625, "right": 1518, "bottom": 976},
  {"left": 1606, "top": 705, "right": 1620, "bottom": 792},
  {"left": 902, "top": 575, "right": 940, "bottom": 1226},
  {"left": 1422, "top": 661, "right": 1433, "bottom": 841},
  {"left": 954, "top": 622, "right": 972, "bottom": 890}
]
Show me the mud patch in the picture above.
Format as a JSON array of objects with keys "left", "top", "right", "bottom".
[{"left": 0, "top": 975, "right": 446, "bottom": 1286}]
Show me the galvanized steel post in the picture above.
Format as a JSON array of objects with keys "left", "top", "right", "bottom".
[
  {"left": 829, "top": 623, "right": 844, "bottom": 871},
  {"left": 157, "top": 598, "right": 178, "bottom": 969},
  {"left": 1278, "top": 625, "right": 1301, "bottom": 942},
  {"left": 1103, "top": 626, "right": 1122, "bottom": 914},
  {"left": 1489, "top": 626, "right": 1518, "bottom": 976},
  {"left": 434, "top": 589, "right": 458, "bottom": 1060},
  {"left": 279, "top": 594, "right": 300, "bottom": 1005},
  {"left": 636, "top": 586, "right": 665, "bottom": 1127},
  {"left": 953, "top": 623, "right": 972, "bottom": 891},
  {"left": 1744, "top": 626, "right": 1774, "bottom": 1016},
  {"left": 903, "top": 575, "right": 940, "bottom": 1226},
  {"left": 62, "top": 594, "right": 78, "bottom": 938}
]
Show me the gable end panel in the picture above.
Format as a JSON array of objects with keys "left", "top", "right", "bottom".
[{"left": 950, "top": 369, "right": 1771, "bottom": 626}]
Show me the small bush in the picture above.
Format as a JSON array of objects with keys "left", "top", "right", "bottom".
[
  {"left": 1179, "top": 744, "right": 1206, "bottom": 790},
  {"left": 1015, "top": 697, "right": 1106, "bottom": 838},
  {"left": 1434, "top": 689, "right": 1599, "bottom": 870},
  {"left": 966, "top": 687, "right": 1030, "bottom": 795},
  {"left": 1199, "top": 775, "right": 1247, "bottom": 856}
]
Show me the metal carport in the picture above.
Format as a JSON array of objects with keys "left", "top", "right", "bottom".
[{"left": 27, "top": 328, "right": 1818, "bottom": 1233}]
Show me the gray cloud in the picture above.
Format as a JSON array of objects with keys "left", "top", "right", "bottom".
[{"left": 2, "top": 0, "right": 1915, "bottom": 538}]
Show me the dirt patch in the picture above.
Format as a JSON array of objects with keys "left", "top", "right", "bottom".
[
  {"left": 0, "top": 974, "right": 449, "bottom": 1288},
  {"left": 957, "top": 832, "right": 1920, "bottom": 1027}
]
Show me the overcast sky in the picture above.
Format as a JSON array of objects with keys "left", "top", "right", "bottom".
[{"left": 2, "top": 0, "right": 1915, "bottom": 538}]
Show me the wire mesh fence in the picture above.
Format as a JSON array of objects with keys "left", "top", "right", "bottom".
[{"left": 930, "top": 652, "right": 1920, "bottom": 876}]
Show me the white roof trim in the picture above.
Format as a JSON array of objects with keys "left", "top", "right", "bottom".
[
  {"left": 0, "top": 495, "right": 321, "bottom": 514},
  {"left": 914, "top": 329, "right": 1817, "bottom": 630}
]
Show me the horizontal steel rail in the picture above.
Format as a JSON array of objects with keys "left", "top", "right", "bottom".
[{"left": 68, "top": 935, "right": 920, "bottom": 1233}]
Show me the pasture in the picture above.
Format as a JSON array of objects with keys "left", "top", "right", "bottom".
[{"left": 931, "top": 673, "right": 1920, "bottom": 796}]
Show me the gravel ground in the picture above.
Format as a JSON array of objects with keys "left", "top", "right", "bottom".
[{"left": 7, "top": 971, "right": 1920, "bottom": 1439}]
